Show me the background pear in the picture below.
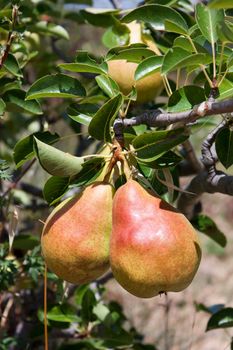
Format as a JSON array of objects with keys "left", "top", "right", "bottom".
[
  {"left": 41, "top": 182, "right": 114, "bottom": 284},
  {"left": 107, "top": 22, "right": 163, "bottom": 103},
  {"left": 110, "top": 180, "right": 201, "bottom": 298}
]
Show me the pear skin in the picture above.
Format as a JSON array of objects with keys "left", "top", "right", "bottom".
[
  {"left": 41, "top": 182, "right": 114, "bottom": 284},
  {"left": 107, "top": 60, "right": 163, "bottom": 103},
  {"left": 107, "top": 21, "right": 163, "bottom": 103},
  {"left": 110, "top": 180, "right": 201, "bottom": 298}
]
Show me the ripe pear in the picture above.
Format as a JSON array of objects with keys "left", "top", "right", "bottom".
[
  {"left": 110, "top": 180, "right": 201, "bottom": 298},
  {"left": 107, "top": 22, "right": 163, "bottom": 103},
  {"left": 41, "top": 182, "right": 114, "bottom": 284}
]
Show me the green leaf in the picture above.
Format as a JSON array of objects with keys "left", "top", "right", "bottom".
[
  {"left": 134, "top": 344, "right": 157, "bottom": 350},
  {"left": 80, "top": 8, "right": 120, "bottom": 28},
  {"left": 102, "top": 24, "right": 130, "bottom": 49},
  {"left": 174, "top": 37, "right": 194, "bottom": 52},
  {"left": 75, "top": 284, "right": 90, "bottom": 306},
  {"left": 215, "top": 127, "right": 233, "bottom": 169},
  {"left": 217, "top": 21, "right": 233, "bottom": 43},
  {"left": 67, "top": 103, "right": 98, "bottom": 126},
  {"left": 146, "top": 0, "right": 177, "bottom": 4},
  {"left": 168, "top": 86, "right": 206, "bottom": 112},
  {"left": 3, "top": 53, "right": 22, "bottom": 77},
  {"left": 138, "top": 150, "right": 182, "bottom": 168},
  {"left": 165, "top": 19, "right": 188, "bottom": 35},
  {"left": 80, "top": 94, "right": 108, "bottom": 104},
  {"left": 218, "top": 78, "right": 233, "bottom": 100},
  {"left": 0, "top": 78, "right": 21, "bottom": 94},
  {"left": 26, "top": 74, "right": 86, "bottom": 100},
  {"left": 228, "top": 54, "right": 233, "bottom": 68},
  {"left": 34, "top": 138, "right": 84, "bottom": 177},
  {"left": 114, "top": 173, "right": 127, "bottom": 190},
  {"left": 93, "top": 302, "right": 110, "bottom": 321},
  {"left": 106, "top": 44, "right": 155, "bottom": 63},
  {"left": 59, "top": 51, "right": 108, "bottom": 75},
  {"left": 13, "top": 131, "right": 60, "bottom": 168},
  {"left": 4, "top": 90, "right": 42, "bottom": 114},
  {"left": 195, "top": 3, "right": 224, "bottom": 44},
  {"left": 95, "top": 74, "right": 120, "bottom": 97},
  {"left": 101, "top": 328, "right": 133, "bottom": 348},
  {"left": 209, "top": 0, "right": 233, "bottom": 9},
  {"left": 47, "top": 304, "right": 80, "bottom": 323},
  {"left": 88, "top": 94, "right": 123, "bottom": 142},
  {"left": 133, "top": 128, "right": 188, "bottom": 162},
  {"left": 191, "top": 214, "right": 227, "bottom": 247},
  {"left": 122, "top": 5, "right": 188, "bottom": 32},
  {"left": 81, "top": 288, "right": 97, "bottom": 323},
  {"left": 43, "top": 176, "right": 70, "bottom": 205},
  {"left": 70, "top": 158, "right": 106, "bottom": 188},
  {"left": 0, "top": 8, "right": 12, "bottom": 19},
  {"left": 29, "top": 21, "right": 69, "bottom": 40},
  {"left": 0, "top": 98, "right": 6, "bottom": 115},
  {"left": 59, "top": 338, "right": 105, "bottom": 350},
  {"left": 206, "top": 308, "right": 233, "bottom": 331},
  {"left": 135, "top": 56, "right": 163, "bottom": 81},
  {"left": 162, "top": 47, "right": 211, "bottom": 74},
  {"left": 11, "top": 234, "right": 39, "bottom": 251}
]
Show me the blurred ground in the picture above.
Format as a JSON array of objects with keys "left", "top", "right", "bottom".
[{"left": 105, "top": 192, "right": 233, "bottom": 350}]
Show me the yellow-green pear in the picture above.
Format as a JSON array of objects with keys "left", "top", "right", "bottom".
[{"left": 107, "top": 22, "right": 163, "bottom": 103}]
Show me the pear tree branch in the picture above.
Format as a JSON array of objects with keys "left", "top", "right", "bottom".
[
  {"left": 177, "top": 171, "right": 233, "bottom": 219},
  {"left": 113, "top": 98, "right": 233, "bottom": 218},
  {"left": 177, "top": 119, "right": 233, "bottom": 218},
  {"left": 120, "top": 98, "right": 233, "bottom": 128}
]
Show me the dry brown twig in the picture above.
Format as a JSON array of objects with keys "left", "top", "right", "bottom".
[{"left": 0, "top": 5, "right": 19, "bottom": 70}]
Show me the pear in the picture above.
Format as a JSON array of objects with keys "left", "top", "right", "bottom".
[
  {"left": 41, "top": 182, "right": 114, "bottom": 284},
  {"left": 110, "top": 180, "right": 201, "bottom": 298},
  {"left": 107, "top": 22, "right": 163, "bottom": 103}
]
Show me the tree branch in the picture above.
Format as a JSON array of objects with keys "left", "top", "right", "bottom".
[
  {"left": 177, "top": 170, "right": 233, "bottom": 219},
  {"left": 121, "top": 99, "right": 233, "bottom": 128},
  {"left": 200, "top": 119, "right": 228, "bottom": 178},
  {"left": 177, "top": 119, "right": 233, "bottom": 218},
  {"left": 181, "top": 139, "right": 203, "bottom": 173}
]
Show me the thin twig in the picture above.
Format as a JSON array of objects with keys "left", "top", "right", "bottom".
[
  {"left": 186, "top": 35, "right": 213, "bottom": 87},
  {"left": 2, "top": 159, "right": 36, "bottom": 199},
  {"left": 0, "top": 5, "right": 18, "bottom": 70},
  {"left": 109, "top": 0, "right": 121, "bottom": 9}
]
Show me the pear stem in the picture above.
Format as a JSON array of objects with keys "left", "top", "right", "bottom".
[
  {"left": 103, "top": 139, "right": 128, "bottom": 183},
  {"left": 121, "top": 155, "right": 132, "bottom": 181}
]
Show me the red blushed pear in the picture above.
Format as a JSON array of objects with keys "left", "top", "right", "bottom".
[
  {"left": 41, "top": 181, "right": 114, "bottom": 284},
  {"left": 110, "top": 180, "right": 201, "bottom": 298}
]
